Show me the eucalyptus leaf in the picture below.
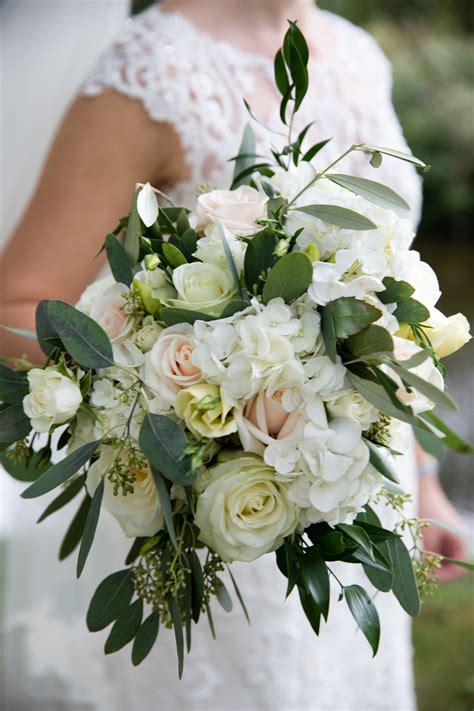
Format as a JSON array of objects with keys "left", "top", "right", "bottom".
[
  {"left": 105, "top": 233, "right": 133, "bottom": 286},
  {"left": 48, "top": 300, "right": 114, "bottom": 369},
  {"left": 295, "top": 204, "right": 377, "bottom": 230},
  {"left": 105, "top": 599, "right": 143, "bottom": 654},
  {"left": 151, "top": 468, "right": 178, "bottom": 550},
  {"left": 328, "top": 174, "right": 410, "bottom": 212},
  {"left": 159, "top": 307, "right": 215, "bottom": 327},
  {"left": 189, "top": 550, "right": 204, "bottom": 623},
  {"left": 22, "top": 440, "right": 100, "bottom": 499},
  {"left": 226, "top": 565, "right": 251, "bottom": 624},
  {"left": 36, "top": 299, "right": 58, "bottom": 356},
  {"left": 2, "top": 447, "right": 50, "bottom": 482},
  {"left": 77, "top": 477, "right": 104, "bottom": 578},
  {"left": 124, "top": 191, "right": 141, "bottom": 264},
  {"left": 59, "top": 495, "right": 91, "bottom": 560},
  {"left": 262, "top": 252, "right": 312, "bottom": 305},
  {"left": 300, "top": 547, "right": 330, "bottom": 620},
  {"left": 344, "top": 584, "right": 380, "bottom": 656},
  {"left": 132, "top": 611, "right": 160, "bottom": 666},
  {"left": 169, "top": 595, "right": 184, "bottom": 678},
  {"left": 215, "top": 579, "right": 233, "bottom": 613},
  {"left": 37, "top": 474, "right": 86, "bottom": 522},
  {"left": 0, "top": 404, "right": 31, "bottom": 443},
  {"left": 0, "top": 364, "right": 29, "bottom": 404},
  {"left": 325, "top": 298, "right": 381, "bottom": 339},
  {"left": 140, "top": 414, "right": 193, "bottom": 486},
  {"left": 393, "top": 298, "right": 430, "bottom": 325},
  {"left": 387, "top": 537, "right": 420, "bottom": 617},
  {"left": 87, "top": 569, "right": 134, "bottom": 631},
  {"left": 378, "top": 277, "right": 414, "bottom": 305}
]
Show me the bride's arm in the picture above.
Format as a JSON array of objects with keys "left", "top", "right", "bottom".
[{"left": 0, "top": 90, "right": 184, "bottom": 361}]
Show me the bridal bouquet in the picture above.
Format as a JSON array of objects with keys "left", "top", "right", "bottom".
[{"left": 1, "top": 23, "right": 472, "bottom": 674}]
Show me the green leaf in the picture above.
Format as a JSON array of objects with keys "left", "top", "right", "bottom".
[
  {"left": 365, "top": 440, "right": 400, "bottom": 483},
  {"left": 394, "top": 298, "right": 430, "bottom": 325},
  {"left": 232, "top": 123, "right": 257, "bottom": 187},
  {"left": 359, "top": 144, "right": 429, "bottom": 171},
  {"left": 36, "top": 299, "right": 59, "bottom": 356},
  {"left": 226, "top": 565, "right": 251, "bottom": 624},
  {"left": 349, "top": 372, "right": 419, "bottom": 427},
  {"left": 422, "top": 411, "right": 474, "bottom": 454},
  {"left": 442, "top": 557, "right": 474, "bottom": 572},
  {"left": 337, "top": 523, "right": 374, "bottom": 559},
  {"left": 327, "top": 174, "right": 410, "bottom": 212},
  {"left": 215, "top": 579, "right": 233, "bottom": 613},
  {"left": 387, "top": 537, "right": 420, "bottom": 616},
  {"left": 294, "top": 204, "right": 377, "bottom": 230},
  {"left": 77, "top": 477, "right": 104, "bottom": 578},
  {"left": 179, "top": 229, "right": 198, "bottom": 260},
  {"left": 363, "top": 541, "right": 394, "bottom": 593},
  {"left": 275, "top": 541, "right": 300, "bottom": 598},
  {"left": 2, "top": 447, "right": 50, "bottom": 482},
  {"left": 298, "top": 584, "right": 321, "bottom": 635},
  {"left": 220, "top": 300, "right": 249, "bottom": 319},
  {"left": 344, "top": 584, "right": 380, "bottom": 656},
  {"left": 132, "top": 611, "right": 160, "bottom": 666},
  {"left": 325, "top": 298, "right": 381, "bottom": 339},
  {"left": 124, "top": 191, "right": 141, "bottom": 265},
  {"left": 378, "top": 277, "right": 414, "bottom": 305},
  {"left": 244, "top": 229, "right": 278, "bottom": 295},
  {"left": 48, "top": 300, "right": 114, "bottom": 369},
  {"left": 302, "top": 138, "right": 331, "bottom": 163},
  {"left": 59, "top": 495, "right": 91, "bottom": 560},
  {"left": 0, "top": 404, "right": 31, "bottom": 443},
  {"left": 320, "top": 531, "right": 345, "bottom": 557},
  {"left": 151, "top": 468, "right": 178, "bottom": 550},
  {"left": 274, "top": 48, "right": 290, "bottom": 96},
  {"left": 300, "top": 547, "right": 330, "bottom": 620},
  {"left": 125, "top": 537, "right": 146, "bottom": 566},
  {"left": 214, "top": 219, "right": 244, "bottom": 298},
  {"left": 388, "top": 360, "right": 457, "bottom": 412},
  {"left": 86, "top": 569, "right": 134, "bottom": 632},
  {"left": 370, "top": 151, "right": 382, "bottom": 168},
  {"left": 231, "top": 162, "right": 272, "bottom": 190},
  {"left": 320, "top": 304, "right": 337, "bottom": 363},
  {"left": 159, "top": 307, "right": 215, "bottom": 327},
  {"left": 189, "top": 550, "right": 204, "bottom": 623},
  {"left": 262, "top": 252, "right": 312, "bottom": 305},
  {"left": 140, "top": 414, "right": 193, "bottom": 486},
  {"left": 0, "top": 364, "right": 29, "bottom": 404},
  {"left": 1, "top": 326, "right": 37, "bottom": 340},
  {"left": 105, "top": 233, "right": 133, "bottom": 286},
  {"left": 169, "top": 595, "right": 184, "bottom": 679},
  {"left": 176, "top": 209, "right": 190, "bottom": 235},
  {"left": 105, "top": 599, "right": 143, "bottom": 654},
  {"left": 413, "top": 424, "right": 444, "bottom": 459},
  {"left": 37, "top": 474, "right": 86, "bottom": 522},
  {"left": 162, "top": 242, "right": 187, "bottom": 268},
  {"left": 21, "top": 440, "right": 100, "bottom": 499},
  {"left": 346, "top": 325, "right": 394, "bottom": 359}
]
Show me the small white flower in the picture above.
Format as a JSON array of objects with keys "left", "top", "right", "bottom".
[{"left": 136, "top": 182, "right": 158, "bottom": 227}]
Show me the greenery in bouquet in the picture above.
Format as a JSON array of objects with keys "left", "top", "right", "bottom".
[{"left": 1, "top": 22, "right": 472, "bottom": 675}]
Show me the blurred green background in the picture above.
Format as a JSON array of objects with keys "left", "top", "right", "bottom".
[{"left": 130, "top": 3, "right": 473, "bottom": 709}]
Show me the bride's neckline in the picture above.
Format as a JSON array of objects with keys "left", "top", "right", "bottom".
[{"left": 148, "top": 4, "right": 343, "bottom": 69}]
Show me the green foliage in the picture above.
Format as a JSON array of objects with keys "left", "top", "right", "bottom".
[
  {"left": 0, "top": 404, "right": 31, "bottom": 443},
  {"left": 262, "top": 252, "right": 312, "bottom": 304},
  {"left": 139, "top": 413, "right": 194, "bottom": 486},
  {"left": 87, "top": 569, "right": 135, "bottom": 632},
  {"left": 294, "top": 204, "right": 377, "bottom": 230},
  {"left": 48, "top": 300, "right": 114, "bottom": 369}
]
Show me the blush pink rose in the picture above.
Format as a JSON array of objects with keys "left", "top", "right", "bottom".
[
  {"left": 195, "top": 186, "right": 267, "bottom": 236},
  {"left": 143, "top": 324, "right": 202, "bottom": 406},
  {"left": 237, "top": 390, "right": 303, "bottom": 454},
  {"left": 89, "top": 283, "right": 132, "bottom": 342}
]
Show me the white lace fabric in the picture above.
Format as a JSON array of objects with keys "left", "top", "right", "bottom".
[{"left": 3, "top": 6, "right": 422, "bottom": 710}]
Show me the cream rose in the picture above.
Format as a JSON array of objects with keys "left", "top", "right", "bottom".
[
  {"left": 237, "top": 390, "right": 304, "bottom": 454},
  {"left": 326, "top": 389, "right": 379, "bottom": 430},
  {"left": 86, "top": 446, "right": 164, "bottom": 538},
  {"left": 195, "top": 455, "right": 298, "bottom": 562},
  {"left": 23, "top": 367, "right": 82, "bottom": 433},
  {"left": 143, "top": 324, "right": 202, "bottom": 406},
  {"left": 167, "top": 262, "right": 237, "bottom": 316},
  {"left": 428, "top": 312, "right": 471, "bottom": 358},
  {"left": 88, "top": 283, "right": 132, "bottom": 342},
  {"left": 175, "top": 383, "right": 237, "bottom": 438},
  {"left": 195, "top": 186, "right": 267, "bottom": 236}
]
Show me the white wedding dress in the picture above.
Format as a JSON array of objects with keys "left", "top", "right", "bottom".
[{"left": 2, "top": 6, "right": 423, "bottom": 711}]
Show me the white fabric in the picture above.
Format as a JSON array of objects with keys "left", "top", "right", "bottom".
[{"left": 2, "top": 5, "right": 423, "bottom": 710}]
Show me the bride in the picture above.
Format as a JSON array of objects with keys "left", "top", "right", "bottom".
[{"left": 0, "top": 1, "right": 468, "bottom": 709}]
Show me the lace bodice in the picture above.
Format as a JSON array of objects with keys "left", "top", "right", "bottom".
[{"left": 82, "top": 5, "right": 422, "bottom": 224}]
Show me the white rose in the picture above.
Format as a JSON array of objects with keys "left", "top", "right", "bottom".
[
  {"left": 167, "top": 262, "right": 237, "bottom": 316},
  {"left": 195, "top": 455, "right": 298, "bottom": 562},
  {"left": 76, "top": 275, "right": 115, "bottom": 315},
  {"left": 143, "top": 324, "right": 202, "bottom": 406},
  {"left": 86, "top": 446, "right": 164, "bottom": 538},
  {"left": 195, "top": 186, "right": 267, "bottom": 236},
  {"left": 427, "top": 311, "right": 471, "bottom": 358},
  {"left": 326, "top": 389, "right": 379, "bottom": 430},
  {"left": 23, "top": 367, "right": 82, "bottom": 433}
]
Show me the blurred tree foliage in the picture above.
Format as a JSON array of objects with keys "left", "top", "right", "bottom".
[{"left": 131, "top": 0, "right": 473, "bottom": 239}]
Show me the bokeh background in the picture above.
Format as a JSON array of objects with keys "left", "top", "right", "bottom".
[{"left": 1, "top": 1, "right": 473, "bottom": 709}]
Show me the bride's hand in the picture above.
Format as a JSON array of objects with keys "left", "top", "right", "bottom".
[{"left": 418, "top": 474, "right": 470, "bottom": 582}]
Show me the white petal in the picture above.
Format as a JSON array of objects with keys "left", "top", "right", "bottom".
[{"left": 137, "top": 183, "right": 159, "bottom": 227}]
